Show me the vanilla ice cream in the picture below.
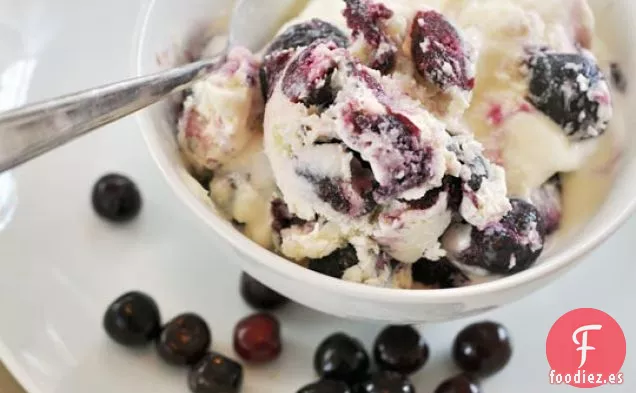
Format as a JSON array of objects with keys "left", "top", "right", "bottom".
[{"left": 177, "top": 0, "right": 617, "bottom": 289}]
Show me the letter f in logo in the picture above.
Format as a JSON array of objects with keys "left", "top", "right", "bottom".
[{"left": 572, "top": 325, "right": 603, "bottom": 368}]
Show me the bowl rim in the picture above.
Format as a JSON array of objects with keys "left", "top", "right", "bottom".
[{"left": 131, "top": 1, "right": 636, "bottom": 304}]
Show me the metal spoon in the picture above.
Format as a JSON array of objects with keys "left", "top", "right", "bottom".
[{"left": 0, "top": 0, "right": 303, "bottom": 173}]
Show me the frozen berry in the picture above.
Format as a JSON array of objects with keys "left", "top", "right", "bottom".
[
  {"left": 354, "top": 371, "right": 415, "bottom": 393},
  {"left": 233, "top": 313, "right": 282, "bottom": 363},
  {"left": 266, "top": 19, "right": 349, "bottom": 56},
  {"left": 411, "top": 10, "right": 475, "bottom": 91},
  {"left": 188, "top": 352, "right": 243, "bottom": 393},
  {"left": 92, "top": 173, "right": 142, "bottom": 223},
  {"left": 525, "top": 50, "right": 611, "bottom": 140},
  {"left": 314, "top": 333, "right": 370, "bottom": 384},
  {"left": 530, "top": 175, "right": 562, "bottom": 235},
  {"left": 103, "top": 291, "right": 161, "bottom": 347},
  {"left": 240, "top": 273, "right": 289, "bottom": 311},
  {"left": 299, "top": 153, "right": 377, "bottom": 218},
  {"left": 157, "top": 313, "right": 211, "bottom": 366},
  {"left": 373, "top": 325, "right": 429, "bottom": 375},
  {"left": 271, "top": 198, "right": 307, "bottom": 232},
  {"left": 453, "top": 321, "right": 512, "bottom": 378},
  {"left": 260, "top": 49, "right": 294, "bottom": 100},
  {"left": 308, "top": 245, "right": 359, "bottom": 279},
  {"left": 434, "top": 374, "right": 481, "bottom": 393},
  {"left": 297, "top": 380, "right": 352, "bottom": 393},
  {"left": 282, "top": 41, "right": 339, "bottom": 108},
  {"left": 343, "top": 0, "right": 397, "bottom": 74},
  {"left": 412, "top": 258, "right": 469, "bottom": 289},
  {"left": 443, "top": 199, "right": 545, "bottom": 275},
  {"left": 341, "top": 108, "right": 434, "bottom": 202}
]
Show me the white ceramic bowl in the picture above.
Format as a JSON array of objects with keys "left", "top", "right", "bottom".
[{"left": 134, "top": 0, "right": 636, "bottom": 323}]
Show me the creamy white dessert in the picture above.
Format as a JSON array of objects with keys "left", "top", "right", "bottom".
[{"left": 177, "top": 0, "right": 618, "bottom": 289}]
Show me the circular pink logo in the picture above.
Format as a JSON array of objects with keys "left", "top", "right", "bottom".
[{"left": 546, "top": 308, "right": 626, "bottom": 388}]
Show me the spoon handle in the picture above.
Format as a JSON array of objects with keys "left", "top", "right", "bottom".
[{"left": 0, "top": 55, "right": 224, "bottom": 173}]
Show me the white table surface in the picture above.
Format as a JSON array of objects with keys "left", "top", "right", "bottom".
[{"left": 0, "top": 0, "right": 634, "bottom": 392}]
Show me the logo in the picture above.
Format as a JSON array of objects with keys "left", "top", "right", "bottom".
[{"left": 546, "top": 308, "right": 626, "bottom": 388}]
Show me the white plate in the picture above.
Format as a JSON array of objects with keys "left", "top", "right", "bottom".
[{"left": 0, "top": 0, "right": 634, "bottom": 392}]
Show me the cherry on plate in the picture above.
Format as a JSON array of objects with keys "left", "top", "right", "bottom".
[
  {"left": 103, "top": 291, "right": 161, "bottom": 347},
  {"left": 434, "top": 374, "right": 482, "bottom": 393},
  {"left": 525, "top": 50, "right": 611, "bottom": 140},
  {"left": 157, "top": 313, "right": 211, "bottom": 366},
  {"left": 314, "top": 332, "right": 370, "bottom": 384},
  {"left": 265, "top": 19, "right": 349, "bottom": 56},
  {"left": 453, "top": 321, "right": 512, "bottom": 377},
  {"left": 444, "top": 199, "right": 546, "bottom": 275},
  {"left": 240, "top": 273, "right": 289, "bottom": 311},
  {"left": 373, "top": 325, "right": 429, "bottom": 375},
  {"left": 92, "top": 173, "right": 142, "bottom": 223},
  {"left": 233, "top": 313, "right": 282, "bottom": 363},
  {"left": 188, "top": 352, "right": 243, "bottom": 393},
  {"left": 297, "top": 379, "right": 351, "bottom": 393},
  {"left": 354, "top": 371, "right": 415, "bottom": 393}
]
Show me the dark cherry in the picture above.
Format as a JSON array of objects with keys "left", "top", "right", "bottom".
[
  {"left": 188, "top": 352, "right": 243, "bottom": 393},
  {"left": 233, "top": 313, "right": 282, "bottom": 363},
  {"left": 341, "top": 108, "right": 433, "bottom": 202},
  {"left": 530, "top": 174, "right": 563, "bottom": 236},
  {"left": 525, "top": 50, "right": 611, "bottom": 140},
  {"left": 260, "top": 49, "right": 294, "bottom": 101},
  {"left": 266, "top": 19, "right": 349, "bottom": 56},
  {"left": 156, "top": 313, "right": 211, "bottom": 366},
  {"left": 298, "top": 153, "right": 377, "bottom": 218},
  {"left": 411, "top": 257, "right": 469, "bottom": 289},
  {"left": 270, "top": 198, "right": 307, "bottom": 232},
  {"left": 354, "top": 371, "right": 415, "bottom": 393},
  {"left": 434, "top": 374, "right": 482, "bottom": 393},
  {"left": 343, "top": 0, "right": 397, "bottom": 74},
  {"left": 314, "top": 332, "right": 370, "bottom": 384},
  {"left": 92, "top": 173, "right": 142, "bottom": 223},
  {"left": 103, "top": 291, "right": 161, "bottom": 347},
  {"left": 410, "top": 10, "right": 474, "bottom": 91},
  {"left": 444, "top": 199, "right": 546, "bottom": 275},
  {"left": 297, "top": 380, "right": 352, "bottom": 393},
  {"left": 373, "top": 325, "right": 429, "bottom": 375},
  {"left": 307, "top": 245, "right": 359, "bottom": 279},
  {"left": 282, "top": 41, "right": 339, "bottom": 108},
  {"left": 240, "top": 273, "right": 289, "bottom": 311},
  {"left": 453, "top": 321, "right": 512, "bottom": 377}
]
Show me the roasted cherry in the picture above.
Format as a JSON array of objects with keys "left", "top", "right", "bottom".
[
  {"left": 103, "top": 291, "right": 161, "bottom": 347},
  {"left": 434, "top": 374, "right": 482, "bottom": 393},
  {"left": 308, "top": 245, "right": 359, "bottom": 279},
  {"left": 343, "top": 0, "right": 397, "bottom": 73},
  {"left": 373, "top": 325, "right": 429, "bottom": 375},
  {"left": 443, "top": 199, "right": 546, "bottom": 275},
  {"left": 453, "top": 321, "right": 512, "bottom": 377},
  {"left": 188, "top": 352, "right": 243, "bottom": 393},
  {"left": 410, "top": 10, "right": 474, "bottom": 91},
  {"left": 266, "top": 19, "right": 349, "bottom": 56},
  {"left": 525, "top": 50, "right": 611, "bottom": 140},
  {"left": 92, "top": 173, "right": 142, "bottom": 223},
  {"left": 354, "top": 371, "right": 415, "bottom": 393},
  {"left": 297, "top": 380, "right": 352, "bottom": 393},
  {"left": 411, "top": 258, "right": 469, "bottom": 289},
  {"left": 233, "top": 313, "right": 282, "bottom": 363},
  {"left": 314, "top": 332, "right": 370, "bottom": 384},
  {"left": 240, "top": 273, "right": 289, "bottom": 311},
  {"left": 157, "top": 313, "right": 211, "bottom": 366}
]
